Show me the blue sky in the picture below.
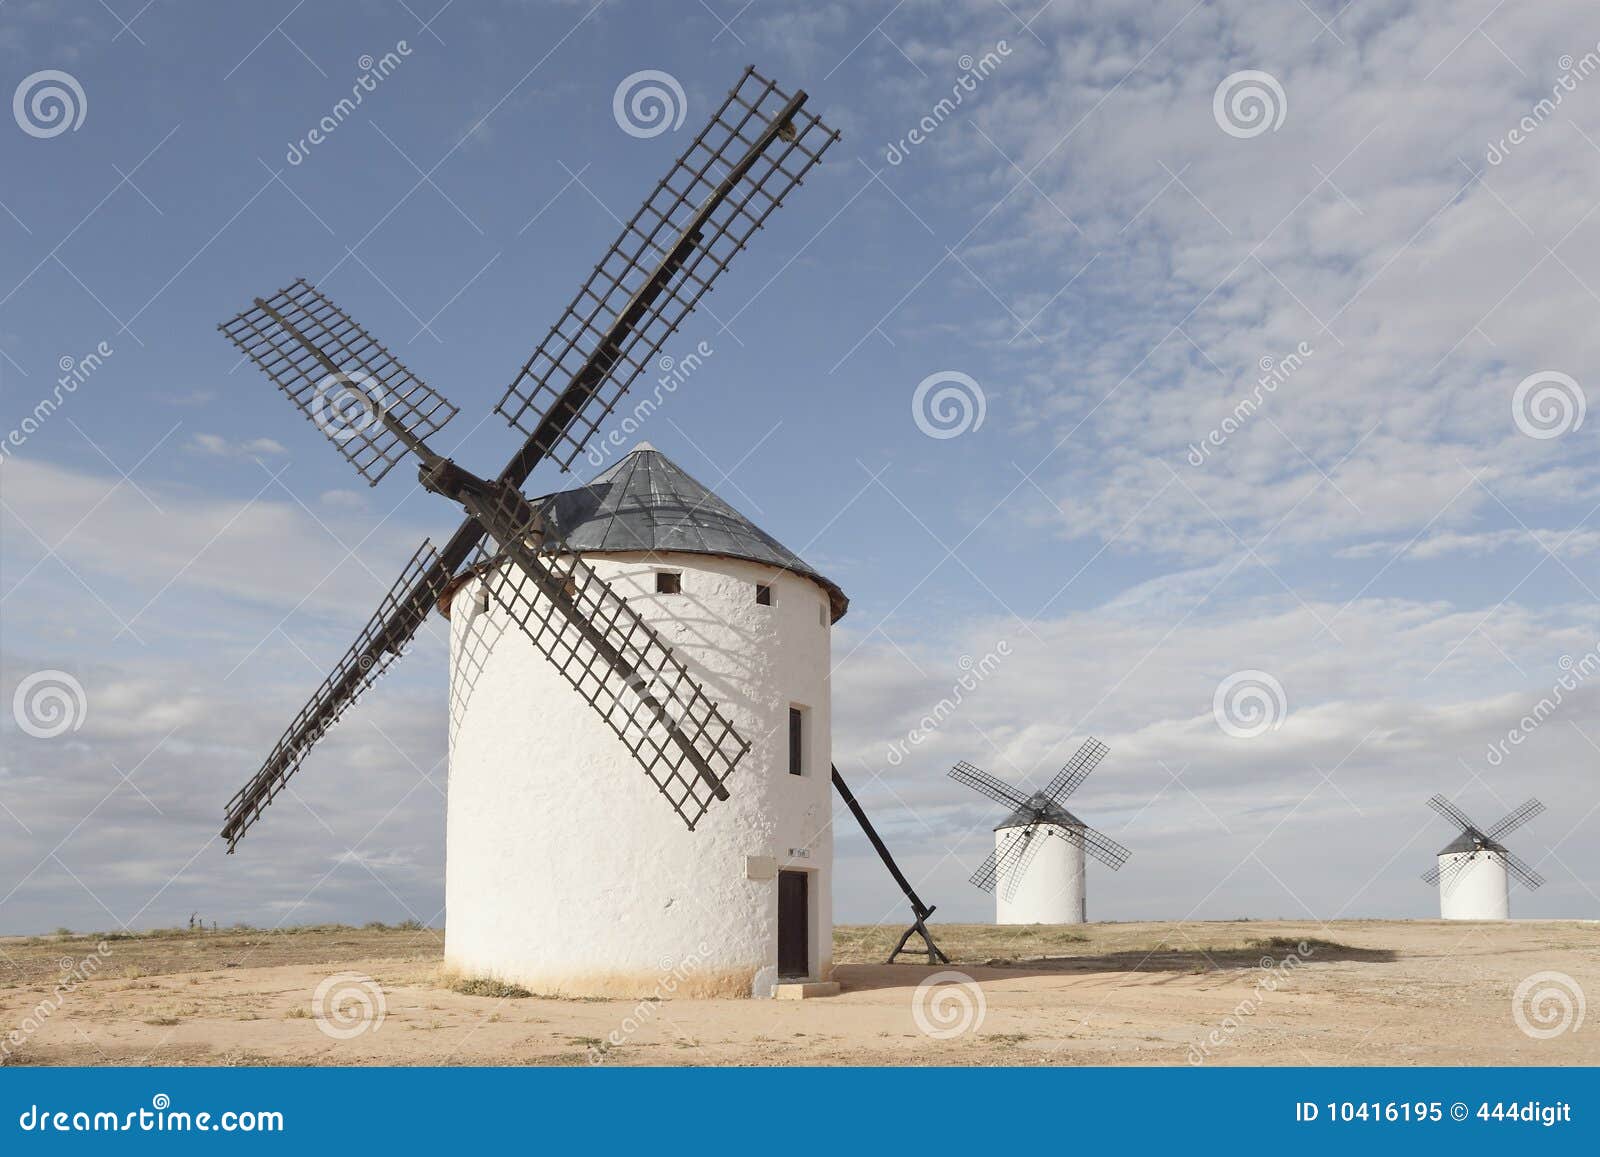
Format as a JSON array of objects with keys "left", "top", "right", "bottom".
[{"left": 1, "top": 0, "right": 1597, "bottom": 934}]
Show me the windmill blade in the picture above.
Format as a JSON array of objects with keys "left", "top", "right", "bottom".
[
  {"left": 1051, "top": 822, "right": 1132, "bottom": 871},
  {"left": 1000, "top": 824, "right": 1050, "bottom": 903},
  {"left": 1485, "top": 797, "right": 1546, "bottom": 842},
  {"left": 494, "top": 66, "right": 838, "bottom": 471},
  {"left": 948, "top": 761, "right": 1030, "bottom": 811},
  {"left": 473, "top": 528, "right": 748, "bottom": 830},
  {"left": 1502, "top": 849, "right": 1546, "bottom": 892},
  {"left": 966, "top": 847, "right": 1004, "bottom": 894},
  {"left": 1042, "top": 737, "right": 1109, "bottom": 803},
  {"left": 1421, "top": 862, "right": 1442, "bottom": 887},
  {"left": 968, "top": 824, "right": 1038, "bottom": 894},
  {"left": 220, "top": 279, "right": 460, "bottom": 486},
  {"left": 1426, "top": 793, "right": 1480, "bottom": 835},
  {"left": 221, "top": 541, "right": 450, "bottom": 850}
]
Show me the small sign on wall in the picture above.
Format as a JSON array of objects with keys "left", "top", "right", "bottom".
[{"left": 787, "top": 847, "right": 811, "bottom": 860}]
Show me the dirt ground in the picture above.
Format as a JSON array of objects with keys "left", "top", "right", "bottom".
[{"left": 1, "top": 920, "right": 1595, "bottom": 1066}]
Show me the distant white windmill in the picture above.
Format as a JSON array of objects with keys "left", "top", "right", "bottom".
[
  {"left": 949, "top": 739, "right": 1130, "bottom": 924},
  {"left": 1422, "top": 794, "right": 1546, "bottom": 920}
]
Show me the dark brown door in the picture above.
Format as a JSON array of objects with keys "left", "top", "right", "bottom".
[{"left": 777, "top": 870, "right": 809, "bottom": 979}]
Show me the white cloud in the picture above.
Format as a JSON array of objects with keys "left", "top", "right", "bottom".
[
  {"left": 0, "top": 458, "right": 435, "bottom": 626},
  {"left": 319, "top": 489, "right": 370, "bottom": 510},
  {"left": 851, "top": 1, "right": 1600, "bottom": 563},
  {"left": 187, "top": 433, "right": 286, "bottom": 458},
  {"left": 1338, "top": 527, "right": 1600, "bottom": 560},
  {"left": 0, "top": 646, "right": 448, "bottom": 935}
]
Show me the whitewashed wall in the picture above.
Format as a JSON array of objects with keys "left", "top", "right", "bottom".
[
  {"left": 994, "top": 825, "right": 1087, "bottom": 925},
  {"left": 444, "top": 551, "right": 833, "bottom": 997},
  {"left": 1437, "top": 851, "right": 1510, "bottom": 920}
]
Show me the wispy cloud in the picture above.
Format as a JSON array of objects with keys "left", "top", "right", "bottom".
[{"left": 187, "top": 433, "right": 287, "bottom": 458}]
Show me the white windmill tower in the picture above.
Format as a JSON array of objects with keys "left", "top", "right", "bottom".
[
  {"left": 213, "top": 70, "right": 872, "bottom": 998},
  {"left": 1422, "top": 794, "right": 1546, "bottom": 920},
  {"left": 949, "top": 739, "right": 1131, "bottom": 924},
  {"left": 443, "top": 444, "right": 847, "bottom": 996}
]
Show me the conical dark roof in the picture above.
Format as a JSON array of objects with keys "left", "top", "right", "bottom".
[
  {"left": 995, "top": 793, "right": 1086, "bottom": 831},
  {"left": 1439, "top": 830, "right": 1507, "bottom": 856},
  {"left": 532, "top": 444, "right": 847, "bottom": 621}
]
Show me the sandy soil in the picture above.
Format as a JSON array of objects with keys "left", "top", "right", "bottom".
[{"left": 1, "top": 920, "right": 1595, "bottom": 1066}]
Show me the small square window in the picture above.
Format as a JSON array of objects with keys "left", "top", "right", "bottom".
[
  {"left": 755, "top": 583, "right": 773, "bottom": 606},
  {"left": 655, "top": 571, "right": 681, "bottom": 594}
]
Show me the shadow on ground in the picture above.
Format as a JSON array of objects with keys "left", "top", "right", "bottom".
[{"left": 834, "top": 938, "right": 1397, "bottom": 992}]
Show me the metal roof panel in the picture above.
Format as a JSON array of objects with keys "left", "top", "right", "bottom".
[{"left": 534, "top": 445, "right": 849, "bottom": 621}]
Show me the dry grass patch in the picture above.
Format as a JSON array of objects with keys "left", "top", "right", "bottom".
[
  {"left": 448, "top": 976, "right": 533, "bottom": 999},
  {"left": 0, "top": 925, "right": 444, "bottom": 986}
]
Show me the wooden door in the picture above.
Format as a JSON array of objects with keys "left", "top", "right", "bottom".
[{"left": 777, "top": 870, "right": 809, "bottom": 979}]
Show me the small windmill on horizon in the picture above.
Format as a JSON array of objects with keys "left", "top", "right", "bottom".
[
  {"left": 1422, "top": 794, "right": 1546, "bottom": 920},
  {"left": 950, "top": 738, "right": 1131, "bottom": 924}
]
